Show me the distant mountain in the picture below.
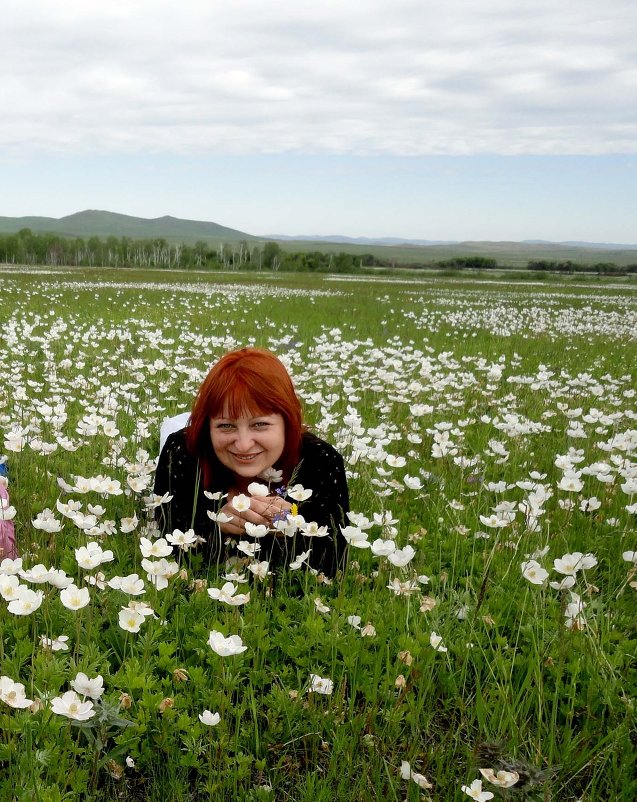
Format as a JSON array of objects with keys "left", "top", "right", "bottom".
[
  {"left": 0, "top": 210, "right": 255, "bottom": 244},
  {"left": 268, "top": 234, "right": 458, "bottom": 246},
  {"left": 274, "top": 234, "right": 637, "bottom": 250},
  {"left": 522, "top": 239, "right": 637, "bottom": 250}
]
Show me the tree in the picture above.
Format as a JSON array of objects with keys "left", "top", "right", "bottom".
[{"left": 262, "top": 241, "right": 282, "bottom": 270}]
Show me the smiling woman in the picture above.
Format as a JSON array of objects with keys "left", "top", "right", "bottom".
[{"left": 154, "top": 348, "right": 349, "bottom": 576}]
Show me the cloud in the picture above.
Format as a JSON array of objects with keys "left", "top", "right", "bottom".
[{"left": 2, "top": 0, "right": 636, "bottom": 156}]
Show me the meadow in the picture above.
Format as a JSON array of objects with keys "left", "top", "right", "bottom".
[{"left": 0, "top": 266, "right": 636, "bottom": 801}]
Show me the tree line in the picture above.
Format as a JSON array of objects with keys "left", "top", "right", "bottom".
[
  {"left": 2, "top": 229, "right": 635, "bottom": 274},
  {"left": 0, "top": 230, "right": 501, "bottom": 273},
  {"left": 527, "top": 259, "right": 637, "bottom": 275},
  {"left": 0, "top": 229, "right": 387, "bottom": 272}
]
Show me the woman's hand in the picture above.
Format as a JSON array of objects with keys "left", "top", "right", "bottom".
[{"left": 217, "top": 494, "right": 293, "bottom": 537}]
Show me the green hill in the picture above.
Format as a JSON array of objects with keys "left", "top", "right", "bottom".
[
  {"left": 1, "top": 210, "right": 636, "bottom": 267},
  {"left": 0, "top": 210, "right": 255, "bottom": 245}
]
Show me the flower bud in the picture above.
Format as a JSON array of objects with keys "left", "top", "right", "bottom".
[
  {"left": 158, "top": 697, "right": 174, "bottom": 714},
  {"left": 394, "top": 674, "right": 407, "bottom": 689},
  {"left": 119, "top": 692, "right": 132, "bottom": 709}
]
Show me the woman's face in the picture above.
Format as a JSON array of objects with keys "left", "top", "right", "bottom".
[{"left": 209, "top": 410, "right": 286, "bottom": 483}]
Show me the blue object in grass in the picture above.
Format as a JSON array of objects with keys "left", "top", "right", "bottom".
[{"left": 0, "top": 462, "right": 7, "bottom": 477}]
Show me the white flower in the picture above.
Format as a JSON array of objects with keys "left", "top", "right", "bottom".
[
  {"left": 289, "top": 549, "right": 312, "bottom": 570},
  {"left": 0, "top": 557, "right": 22, "bottom": 575},
  {"left": 557, "top": 471, "right": 584, "bottom": 492},
  {"left": 244, "top": 522, "right": 270, "bottom": 538},
  {"left": 386, "top": 577, "right": 419, "bottom": 596},
  {"left": 204, "top": 490, "right": 225, "bottom": 501},
  {"left": 0, "top": 499, "right": 16, "bottom": 520},
  {"left": 314, "top": 597, "right": 330, "bottom": 614},
  {"left": 141, "top": 558, "right": 179, "bottom": 590},
  {"left": 429, "top": 632, "right": 448, "bottom": 652},
  {"left": 32, "top": 509, "right": 63, "bottom": 533},
  {"left": 231, "top": 494, "right": 252, "bottom": 512},
  {"left": 48, "top": 569, "right": 73, "bottom": 589},
  {"left": 622, "top": 550, "right": 637, "bottom": 564},
  {"left": 118, "top": 608, "right": 145, "bottom": 633},
  {"left": 60, "top": 584, "right": 91, "bottom": 610},
  {"left": 347, "top": 615, "right": 362, "bottom": 629},
  {"left": 549, "top": 575, "right": 576, "bottom": 590},
  {"left": 207, "top": 510, "right": 234, "bottom": 523},
  {"left": 308, "top": 674, "right": 333, "bottom": 694},
  {"left": 247, "top": 561, "right": 270, "bottom": 579},
  {"left": 461, "top": 778, "right": 494, "bottom": 800},
  {"left": 403, "top": 475, "right": 423, "bottom": 490},
  {"left": 139, "top": 537, "right": 173, "bottom": 559},
  {"left": 0, "top": 574, "right": 21, "bottom": 601},
  {"left": 361, "top": 623, "right": 376, "bottom": 637},
  {"left": 166, "top": 528, "right": 198, "bottom": 550},
  {"left": 237, "top": 540, "right": 261, "bottom": 557},
  {"left": 71, "top": 672, "right": 104, "bottom": 700},
  {"left": 199, "top": 710, "right": 221, "bottom": 726},
  {"left": 258, "top": 467, "right": 283, "bottom": 483},
  {"left": 222, "top": 571, "right": 249, "bottom": 583},
  {"left": 144, "top": 492, "right": 173, "bottom": 509},
  {"left": 40, "top": 634, "right": 69, "bottom": 652},
  {"left": 208, "top": 631, "right": 247, "bottom": 656},
  {"left": 247, "top": 482, "right": 269, "bottom": 497},
  {"left": 479, "top": 514, "right": 510, "bottom": 529},
  {"left": 400, "top": 760, "right": 432, "bottom": 789},
  {"left": 120, "top": 514, "right": 139, "bottom": 533},
  {"left": 50, "top": 690, "right": 95, "bottom": 721},
  {"left": 554, "top": 552, "right": 597, "bottom": 576},
  {"left": 108, "top": 573, "right": 146, "bottom": 595},
  {"left": 479, "top": 768, "right": 519, "bottom": 788},
  {"left": 386, "top": 545, "right": 416, "bottom": 567},
  {"left": 521, "top": 560, "right": 549, "bottom": 585},
  {"left": 75, "top": 542, "right": 114, "bottom": 569},
  {"left": 340, "top": 526, "right": 370, "bottom": 548},
  {"left": 300, "top": 521, "right": 329, "bottom": 537},
  {"left": 19, "top": 564, "right": 53, "bottom": 584},
  {"left": 0, "top": 676, "right": 33, "bottom": 708},
  {"left": 287, "top": 484, "right": 313, "bottom": 502},
  {"left": 207, "top": 582, "right": 250, "bottom": 606},
  {"left": 8, "top": 586, "right": 44, "bottom": 615},
  {"left": 370, "top": 538, "right": 396, "bottom": 557}
]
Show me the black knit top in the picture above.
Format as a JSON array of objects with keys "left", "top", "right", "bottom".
[{"left": 154, "top": 429, "right": 349, "bottom": 576}]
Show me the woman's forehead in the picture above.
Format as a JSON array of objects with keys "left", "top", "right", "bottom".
[{"left": 213, "top": 403, "right": 277, "bottom": 420}]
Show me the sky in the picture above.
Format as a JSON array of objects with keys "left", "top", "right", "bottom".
[{"left": 1, "top": 0, "right": 636, "bottom": 243}]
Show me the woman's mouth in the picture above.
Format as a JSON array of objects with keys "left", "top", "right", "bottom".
[{"left": 231, "top": 452, "right": 262, "bottom": 463}]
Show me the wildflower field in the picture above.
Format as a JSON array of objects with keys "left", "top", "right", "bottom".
[{"left": 1, "top": 266, "right": 636, "bottom": 801}]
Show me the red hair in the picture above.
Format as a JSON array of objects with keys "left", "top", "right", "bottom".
[{"left": 186, "top": 348, "right": 303, "bottom": 488}]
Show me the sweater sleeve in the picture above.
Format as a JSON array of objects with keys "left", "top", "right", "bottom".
[
  {"left": 153, "top": 430, "right": 205, "bottom": 537},
  {"left": 294, "top": 435, "right": 350, "bottom": 576}
]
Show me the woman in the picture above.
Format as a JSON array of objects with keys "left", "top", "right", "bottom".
[{"left": 154, "top": 348, "right": 349, "bottom": 576}]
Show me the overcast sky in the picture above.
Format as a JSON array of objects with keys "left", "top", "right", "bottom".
[{"left": 2, "top": 0, "right": 636, "bottom": 242}]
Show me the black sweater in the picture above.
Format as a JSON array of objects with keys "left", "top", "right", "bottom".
[{"left": 154, "top": 429, "right": 349, "bottom": 576}]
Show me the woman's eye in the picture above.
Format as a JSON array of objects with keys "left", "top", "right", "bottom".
[
  {"left": 253, "top": 422, "right": 269, "bottom": 429},
  {"left": 217, "top": 423, "right": 234, "bottom": 431}
]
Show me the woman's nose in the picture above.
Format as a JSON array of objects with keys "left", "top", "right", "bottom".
[{"left": 234, "top": 427, "right": 255, "bottom": 451}]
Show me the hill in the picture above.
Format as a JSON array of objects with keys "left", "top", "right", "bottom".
[
  {"left": 0, "top": 210, "right": 255, "bottom": 245},
  {"left": 0, "top": 210, "right": 636, "bottom": 267}
]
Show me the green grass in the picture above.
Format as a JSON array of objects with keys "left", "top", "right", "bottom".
[{"left": 0, "top": 266, "right": 636, "bottom": 800}]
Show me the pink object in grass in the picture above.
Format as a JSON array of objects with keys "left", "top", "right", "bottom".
[{"left": 0, "top": 480, "right": 17, "bottom": 559}]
